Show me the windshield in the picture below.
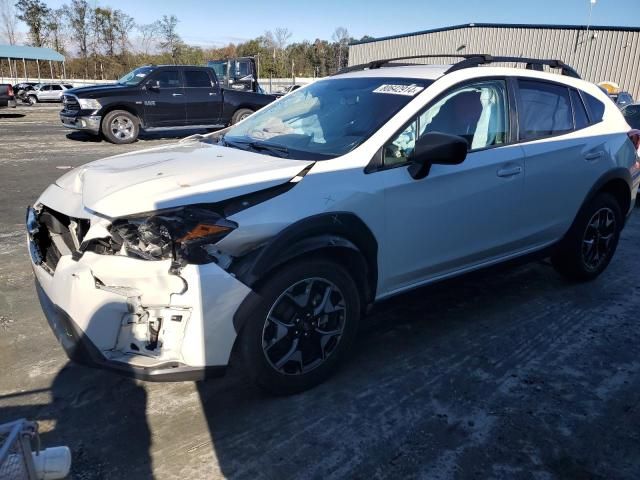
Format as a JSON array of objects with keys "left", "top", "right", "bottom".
[
  {"left": 222, "top": 77, "right": 432, "bottom": 160},
  {"left": 208, "top": 61, "right": 226, "bottom": 80},
  {"left": 117, "top": 66, "right": 156, "bottom": 86}
]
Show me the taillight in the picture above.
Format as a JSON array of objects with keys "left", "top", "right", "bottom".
[
  {"left": 629, "top": 130, "right": 640, "bottom": 150},
  {"left": 7, "top": 84, "right": 13, "bottom": 97}
]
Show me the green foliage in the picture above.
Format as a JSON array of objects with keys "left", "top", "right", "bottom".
[{"left": 14, "top": 0, "right": 51, "bottom": 46}]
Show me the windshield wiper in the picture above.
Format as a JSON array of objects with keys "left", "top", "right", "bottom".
[
  {"left": 221, "top": 138, "right": 289, "bottom": 158},
  {"left": 248, "top": 141, "right": 289, "bottom": 158}
]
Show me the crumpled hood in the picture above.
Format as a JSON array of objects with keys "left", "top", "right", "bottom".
[{"left": 55, "top": 141, "right": 313, "bottom": 218}]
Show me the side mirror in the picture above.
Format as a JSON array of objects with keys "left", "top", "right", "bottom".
[
  {"left": 147, "top": 80, "right": 160, "bottom": 91},
  {"left": 408, "top": 132, "right": 468, "bottom": 180}
]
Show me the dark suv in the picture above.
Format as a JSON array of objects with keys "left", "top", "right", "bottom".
[{"left": 60, "top": 64, "right": 276, "bottom": 144}]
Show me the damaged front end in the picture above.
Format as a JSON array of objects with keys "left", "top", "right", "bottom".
[{"left": 27, "top": 203, "right": 252, "bottom": 381}]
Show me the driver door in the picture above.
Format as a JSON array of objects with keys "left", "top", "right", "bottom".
[
  {"left": 377, "top": 79, "right": 527, "bottom": 294},
  {"left": 144, "top": 69, "right": 186, "bottom": 127}
]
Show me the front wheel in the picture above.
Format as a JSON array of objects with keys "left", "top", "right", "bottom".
[
  {"left": 101, "top": 110, "right": 139, "bottom": 144},
  {"left": 240, "top": 259, "right": 361, "bottom": 395},
  {"left": 552, "top": 192, "right": 622, "bottom": 281},
  {"left": 28, "top": 95, "right": 37, "bottom": 105},
  {"left": 231, "top": 108, "right": 254, "bottom": 125}
]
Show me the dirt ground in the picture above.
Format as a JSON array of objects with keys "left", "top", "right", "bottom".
[{"left": 1, "top": 105, "right": 640, "bottom": 480}]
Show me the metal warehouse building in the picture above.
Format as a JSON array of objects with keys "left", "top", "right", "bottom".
[{"left": 348, "top": 23, "right": 640, "bottom": 98}]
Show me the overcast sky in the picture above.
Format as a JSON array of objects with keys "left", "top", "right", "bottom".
[{"left": 15, "top": 0, "right": 640, "bottom": 48}]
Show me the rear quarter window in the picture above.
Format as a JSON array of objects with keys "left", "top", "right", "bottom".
[{"left": 583, "top": 92, "right": 606, "bottom": 124}]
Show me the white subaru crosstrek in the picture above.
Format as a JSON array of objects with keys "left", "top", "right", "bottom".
[{"left": 27, "top": 55, "right": 640, "bottom": 394}]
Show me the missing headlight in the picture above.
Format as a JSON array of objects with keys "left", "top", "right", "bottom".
[{"left": 110, "top": 207, "right": 237, "bottom": 264}]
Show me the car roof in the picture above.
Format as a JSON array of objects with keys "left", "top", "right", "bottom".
[
  {"left": 335, "top": 64, "right": 451, "bottom": 80},
  {"left": 332, "top": 64, "right": 597, "bottom": 92}
]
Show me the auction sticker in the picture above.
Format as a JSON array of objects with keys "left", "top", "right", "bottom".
[{"left": 373, "top": 84, "right": 424, "bottom": 96}]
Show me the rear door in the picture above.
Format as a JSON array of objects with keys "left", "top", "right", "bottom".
[
  {"left": 183, "top": 68, "right": 222, "bottom": 125},
  {"left": 517, "top": 79, "right": 607, "bottom": 246},
  {"left": 49, "top": 84, "right": 64, "bottom": 101},
  {"left": 143, "top": 68, "right": 186, "bottom": 127}
]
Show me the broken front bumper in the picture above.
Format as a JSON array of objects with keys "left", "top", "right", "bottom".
[{"left": 28, "top": 206, "right": 252, "bottom": 382}]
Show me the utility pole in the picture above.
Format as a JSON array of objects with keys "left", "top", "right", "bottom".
[{"left": 585, "top": 0, "right": 597, "bottom": 71}]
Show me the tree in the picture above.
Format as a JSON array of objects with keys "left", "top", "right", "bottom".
[
  {"left": 0, "top": 0, "right": 18, "bottom": 44},
  {"left": 66, "top": 0, "right": 91, "bottom": 77},
  {"left": 273, "top": 27, "right": 292, "bottom": 50},
  {"left": 156, "top": 14, "right": 183, "bottom": 63},
  {"left": 137, "top": 22, "right": 159, "bottom": 56},
  {"left": 332, "top": 27, "right": 349, "bottom": 70},
  {"left": 14, "top": 0, "right": 51, "bottom": 47},
  {"left": 114, "top": 10, "right": 134, "bottom": 56},
  {"left": 46, "top": 7, "right": 66, "bottom": 53}
]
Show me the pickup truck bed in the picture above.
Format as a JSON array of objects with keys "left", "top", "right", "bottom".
[{"left": 0, "top": 84, "right": 16, "bottom": 109}]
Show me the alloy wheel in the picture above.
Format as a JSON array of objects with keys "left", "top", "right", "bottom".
[
  {"left": 110, "top": 115, "right": 135, "bottom": 140},
  {"left": 581, "top": 207, "right": 617, "bottom": 271},
  {"left": 262, "top": 277, "right": 347, "bottom": 375}
]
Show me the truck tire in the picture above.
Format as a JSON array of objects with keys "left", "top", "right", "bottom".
[
  {"left": 551, "top": 192, "right": 622, "bottom": 282},
  {"left": 231, "top": 108, "right": 254, "bottom": 125},
  {"left": 102, "top": 110, "right": 139, "bottom": 144},
  {"left": 239, "top": 258, "right": 361, "bottom": 395},
  {"left": 28, "top": 95, "right": 37, "bottom": 105}
]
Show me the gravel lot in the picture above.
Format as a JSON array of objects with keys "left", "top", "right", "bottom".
[{"left": 1, "top": 105, "right": 640, "bottom": 480}]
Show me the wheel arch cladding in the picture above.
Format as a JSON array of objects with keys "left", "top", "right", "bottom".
[
  {"left": 102, "top": 105, "right": 141, "bottom": 127},
  {"left": 230, "top": 212, "right": 378, "bottom": 332},
  {"left": 585, "top": 168, "right": 632, "bottom": 218}
]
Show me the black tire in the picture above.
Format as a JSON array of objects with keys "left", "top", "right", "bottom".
[
  {"left": 240, "top": 258, "right": 361, "bottom": 395},
  {"left": 28, "top": 95, "right": 37, "bottom": 105},
  {"left": 231, "top": 108, "right": 254, "bottom": 125},
  {"left": 552, "top": 192, "right": 622, "bottom": 282},
  {"left": 101, "top": 110, "right": 139, "bottom": 144}
]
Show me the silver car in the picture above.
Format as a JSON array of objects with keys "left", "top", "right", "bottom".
[{"left": 28, "top": 83, "right": 74, "bottom": 104}]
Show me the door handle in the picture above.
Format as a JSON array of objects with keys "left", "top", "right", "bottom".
[
  {"left": 172, "top": 93, "right": 183, "bottom": 97},
  {"left": 497, "top": 166, "right": 523, "bottom": 178},
  {"left": 209, "top": 92, "right": 217, "bottom": 96},
  {"left": 584, "top": 152, "right": 603, "bottom": 161}
]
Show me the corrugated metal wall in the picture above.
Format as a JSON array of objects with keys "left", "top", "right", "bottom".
[{"left": 349, "top": 26, "right": 640, "bottom": 99}]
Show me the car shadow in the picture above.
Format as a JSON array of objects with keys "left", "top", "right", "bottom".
[
  {"left": 193, "top": 256, "right": 570, "bottom": 479},
  {"left": 65, "top": 131, "right": 103, "bottom": 142},
  {"left": 0, "top": 113, "right": 26, "bottom": 119}
]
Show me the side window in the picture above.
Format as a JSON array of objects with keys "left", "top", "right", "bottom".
[
  {"left": 383, "top": 80, "right": 508, "bottom": 167},
  {"left": 384, "top": 119, "right": 417, "bottom": 167},
  {"left": 184, "top": 70, "right": 212, "bottom": 88},
  {"left": 583, "top": 92, "right": 605, "bottom": 124},
  {"left": 153, "top": 70, "right": 181, "bottom": 88},
  {"left": 570, "top": 89, "right": 589, "bottom": 130},
  {"left": 51, "top": 85, "right": 62, "bottom": 91},
  {"left": 517, "top": 80, "right": 573, "bottom": 140},
  {"left": 41, "top": 85, "right": 51, "bottom": 91}
]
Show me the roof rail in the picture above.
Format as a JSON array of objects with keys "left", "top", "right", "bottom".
[{"left": 336, "top": 54, "right": 581, "bottom": 79}]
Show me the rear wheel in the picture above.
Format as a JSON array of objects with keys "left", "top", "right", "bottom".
[
  {"left": 552, "top": 192, "right": 622, "bottom": 281},
  {"left": 231, "top": 108, "right": 254, "bottom": 125},
  {"left": 102, "top": 110, "right": 139, "bottom": 144},
  {"left": 240, "top": 259, "right": 361, "bottom": 395}
]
